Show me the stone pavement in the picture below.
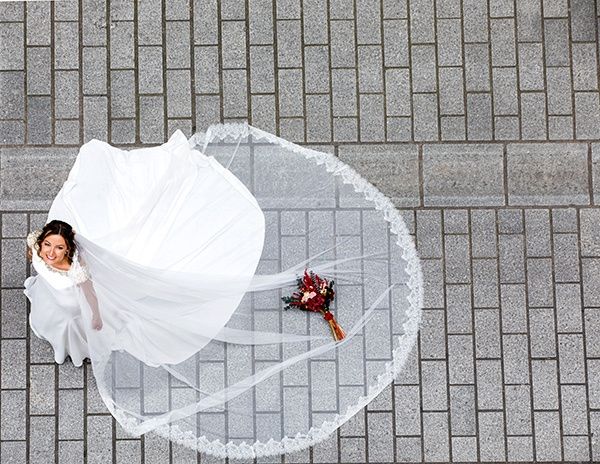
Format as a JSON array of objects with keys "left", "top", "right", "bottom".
[{"left": 1, "top": 0, "right": 600, "bottom": 462}]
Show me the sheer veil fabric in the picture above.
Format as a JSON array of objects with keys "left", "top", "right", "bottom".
[{"left": 34, "top": 123, "right": 423, "bottom": 458}]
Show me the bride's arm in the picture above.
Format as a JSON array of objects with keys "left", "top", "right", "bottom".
[{"left": 80, "top": 279, "right": 103, "bottom": 330}]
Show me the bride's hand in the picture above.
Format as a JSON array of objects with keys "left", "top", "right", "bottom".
[{"left": 92, "top": 315, "right": 103, "bottom": 330}]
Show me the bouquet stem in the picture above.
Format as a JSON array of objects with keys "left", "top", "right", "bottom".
[{"left": 323, "top": 311, "right": 345, "bottom": 341}]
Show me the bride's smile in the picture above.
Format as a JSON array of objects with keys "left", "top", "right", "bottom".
[{"left": 40, "top": 234, "right": 70, "bottom": 269}]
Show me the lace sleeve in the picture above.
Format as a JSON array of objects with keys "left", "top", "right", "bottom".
[{"left": 69, "top": 252, "right": 90, "bottom": 284}]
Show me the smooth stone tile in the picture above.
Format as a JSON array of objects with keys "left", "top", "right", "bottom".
[
  {"left": 423, "top": 144, "right": 504, "bottom": 206},
  {"left": 507, "top": 143, "right": 589, "bottom": 205}
]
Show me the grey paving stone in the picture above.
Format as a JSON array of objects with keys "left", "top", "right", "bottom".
[
  {"left": 499, "top": 234, "right": 525, "bottom": 282},
  {"left": 524, "top": 209, "right": 550, "bottom": 256},
  {"left": 249, "top": 45, "right": 274, "bottom": 94},
  {"left": 26, "top": 96, "right": 52, "bottom": 145},
  {"left": 329, "top": 0, "right": 351, "bottom": 19},
  {"left": 475, "top": 310, "right": 502, "bottom": 358},
  {"left": 55, "top": 119, "right": 81, "bottom": 145},
  {"left": 409, "top": 0, "right": 435, "bottom": 43},
  {"left": 583, "top": 258, "right": 600, "bottom": 306},
  {"left": 451, "top": 436, "right": 477, "bottom": 462},
  {"left": 0, "top": 120, "right": 25, "bottom": 145},
  {"left": 383, "top": 19, "right": 409, "bottom": 67},
  {"left": 492, "top": 68, "right": 518, "bottom": 116},
  {"left": 1, "top": 441, "right": 26, "bottom": 464},
  {"left": 448, "top": 335, "right": 475, "bottom": 384},
  {"left": 422, "top": 412, "right": 450, "bottom": 462},
  {"left": 498, "top": 209, "right": 523, "bottom": 234},
  {"left": 83, "top": 47, "right": 107, "bottom": 95},
  {"left": 0, "top": 23, "right": 23, "bottom": 71},
  {"left": 421, "top": 360, "right": 448, "bottom": 410},
  {"left": 366, "top": 412, "right": 394, "bottom": 462},
  {"left": 54, "top": 22, "right": 80, "bottom": 70},
  {"left": 82, "top": 0, "right": 107, "bottom": 46},
  {"left": 110, "top": 119, "right": 136, "bottom": 145},
  {"left": 490, "top": 18, "right": 516, "bottom": 66},
  {"left": 0, "top": 71, "right": 24, "bottom": 119},
  {"left": 463, "top": 0, "right": 489, "bottom": 42},
  {"left": 1, "top": 214, "right": 27, "bottom": 238},
  {"left": 1, "top": 238, "right": 26, "bottom": 285},
  {"left": 423, "top": 144, "right": 504, "bottom": 206},
  {"left": 527, "top": 258, "right": 554, "bottom": 307},
  {"left": 29, "top": 364, "right": 56, "bottom": 415},
  {"left": 563, "top": 435, "right": 591, "bottom": 462},
  {"left": 553, "top": 234, "right": 580, "bottom": 282},
  {"left": 556, "top": 283, "right": 583, "bottom": 332},
  {"left": 543, "top": 18, "right": 569, "bottom": 67},
  {"left": 534, "top": 411, "right": 562, "bottom": 461},
  {"left": 221, "top": 20, "right": 246, "bottom": 70},
  {"left": 139, "top": 95, "right": 164, "bottom": 143},
  {"left": 1, "top": 390, "right": 26, "bottom": 440},
  {"left": 277, "top": 69, "right": 303, "bottom": 117},
  {"left": 575, "top": 92, "right": 600, "bottom": 139},
  {"left": 507, "top": 143, "right": 589, "bottom": 205},
  {"left": 532, "top": 359, "right": 559, "bottom": 409},
  {"left": 500, "top": 284, "right": 527, "bottom": 333},
  {"left": 416, "top": 210, "right": 443, "bottom": 258},
  {"left": 570, "top": 0, "right": 596, "bottom": 41},
  {"left": 449, "top": 385, "right": 476, "bottom": 434},
  {"left": 395, "top": 437, "right": 422, "bottom": 463},
  {"left": 467, "top": 93, "right": 493, "bottom": 140},
  {"left": 507, "top": 436, "right": 534, "bottom": 462},
  {"left": 440, "top": 115, "right": 466, "bottom": 141},
  {"left": 443, "top": 209, "right": 468, "bottom": 234},
  {"left": 387, "top": 116, "right": 412, "bottom": 142},
  {"left": 110, "top": 21, "right": 135, "bottom": 69},
  {"left": 470, "top": 210, "right": 497, "bottom": 258},
  {"left": 437, "top": 19, "right": 462, "bottom": 66},
  {"left": 194, "top": 45, "right": 219, "bottom": 94},
  {"left": 593, "top": 411, "right": 600, "bottom": 461},
  {"left": 54, "top": 71, "right": 80, "bottom": 119},
  {"left": 546, "top": 67, "right": 573, "bottom": 115},
  {"left": 548, "top": 115, "right": 574, "bottom": 140},
  {"left": 166, "top": 69, "right": 192, "bottom": 118},
  {"left": 330, "top": 20, "right": 356, "bottom": 68},
  {"left": 384, "top": 68, "right": 409, "bottom": 117},
  {"left": 558, "top": 334, "right": 586, "bottom": 383},
  {"left": 494, "top": 116, "right": 520, "bottom": 140},
  {"left": 58, "top": 441, "right": 84, "bottom": 464},
  {"left": 394, "top": 385, "right": 421, "bottom": 435},
  {"left": 516, "top": 0, "right": 542, "bottom": 41},
  {"left": 358, "top": 94, "right": 385, "bottom": 142},
  {"left": 529, "top": 308, "right": 557, "bottom": 358},
  {"left": 87, "top": 415, "right": 113, "bottom": 463},
  {"left": 561, "top": 384, "right": 588, "bottom": 435},
  {"left": 306, "top": 94, "right": 332, "bottom": 142},
  {"left": 490, "top": 0, "right": 514, "bottom": 17},
  {"left": 476, "top": 360, "right": 504, "bottom": 409},
  {"left": 338, "top": 145, "right": 419, "bottom": 206},
  {"left": 304, "top": 45, "right": 330, "bottom": 93},
  {"left": 333, "top": 117, "right": 358, "bottom": 142},
  {"left": 110, "top": 70, "right": 135, "bottom": 119},
  {"left": 505, "top": 385, "right": 532, "bottom": 435},
  {"left": 59, "top": 389, "right": 84, "bottom": 440},
  {"left": 358, "top": 45, "right": 383, "bottom": 93},
  {"left": 110, "top": 0, "right": 134, "bottom": 20},
  {"left": 220, "top": 0, "right": 244, "bottom": 20},
  {"left": 0, "top": 1, "right": 23, "bottom": 21},
  {"left": 589, "top": 359, "right": 600, "bottom": 409},
  {"left": 248, "top": 0, "right": 274, "bottom": 44},
  {"left": 26, "top": 47, "right": 51, "bottom": 96},
  {"left": 83, "top": 96, "right": 108, "bottom": 142},
  {"left": 444, "top": 234, "right": 471, "bottom": 283},
  {"left": 30, "top": 415, "right": 55, "bottom": 464},
  {"left": 277, "top": 20, "right": 301, "bottom": 67},
  {"left": 473, "top": 259, "right": 499, "bottom": 307},
  {"left": 303, "top": 0, "right": 329, "bottom": 45},
  {"left": 521, "top": 92, "right": 547, "bottom": 140},
  {"left": 543, "top": 0, "right": 568, "bottom": 16},
  {"left": 138, "top": 46, "right": 164, "bottom": 93},
  {"left": 194, "top": 0, "right": 218, "bottom": 45},
  {"left": 502, "top": 334, "right": 530, "bottom": 384},
  {"left": 478, "top": 411, "right": 506, "bottom": 461},
  {"left": 420, "top": 309, "right": 446, "bottom": 358},
  {"left": 464, "top": 43, "right": 491, "bottom": 92},
  {"left": 552, "top": 207, "right": 578, "bottom": 233},
  {"left": 518, "top": 44, "right": 544, "bottom": 92},
  {"left": 412, "top": 93, "right": 439, "bottom": 141},
  {"left": 439, "top": 67, "right": 465, "bottom": 115},
  {"left": 572, "top": 43, "right": 598, "bottom": 91},
  {"left": 165, "top": 21, "right": 191, "bottom": 68},
  {"left": 1, "top": 339, "right": 26, "bottom": 389},
  {"left": 278, "top": 117, "right": 304, "bottom": 142},
  {"left": 251, "top": 94, "right": 276, "bottom": 133},
  {"left": 435, "top": 0, "right": 460, "bottom": 18},
  {"left": 585, "top": 308, "right": 600, "bottom": 357},
  {"left": 446, "top": 284, "right": 473, "bottom": 334}
]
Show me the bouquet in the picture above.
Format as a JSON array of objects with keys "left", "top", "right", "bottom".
[{"left": 282, "top": 270, "right": 345, "bottom": 341}]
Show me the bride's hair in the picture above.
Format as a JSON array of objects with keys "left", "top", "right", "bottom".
[{"left": 33, "top": 220, "right": 76, "bottom": 263}]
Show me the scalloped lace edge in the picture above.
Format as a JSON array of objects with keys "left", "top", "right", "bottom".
[{"left": 112, "top": 122, "right": 424, "bottom": 459}]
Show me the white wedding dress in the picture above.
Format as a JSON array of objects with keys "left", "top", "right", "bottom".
[{"left": 23, "top": 124, "right": 423, "bottom": 458}]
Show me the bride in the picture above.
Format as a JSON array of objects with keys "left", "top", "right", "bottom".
[{"left": 23, "top": 123, "right": 422, "bottom": 458}]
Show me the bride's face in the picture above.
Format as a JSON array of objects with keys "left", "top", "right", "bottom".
[{"left": 40, "top": 234, "right": 69, "bottom": 267}]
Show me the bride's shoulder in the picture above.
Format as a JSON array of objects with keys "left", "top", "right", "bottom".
[{"left": 68, "top": 252, "right": 90, "bottom": 284}]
